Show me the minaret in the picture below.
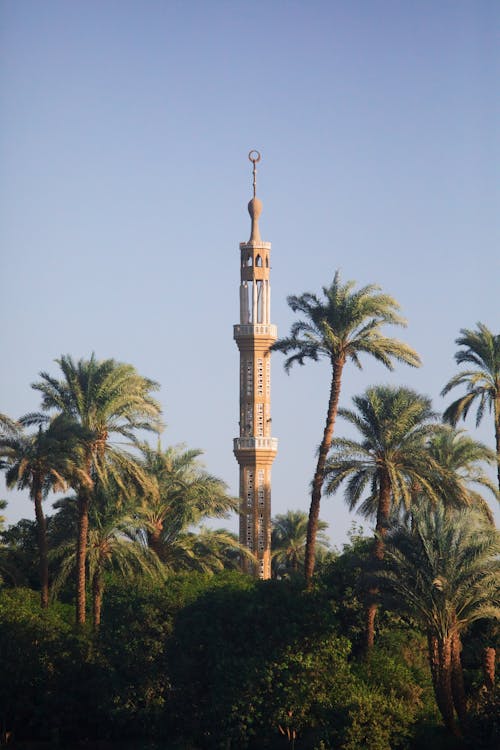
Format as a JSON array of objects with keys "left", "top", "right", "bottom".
[{"left": 233, "top": 150, "right": 278, "bottom": 579}]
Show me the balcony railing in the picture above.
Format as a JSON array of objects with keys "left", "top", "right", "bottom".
[
  {"left": 234, "top": 324, "right": 278, "bottom": 338},
  {"left": 234, "top": 437, "right": 278, "bottom": 451},
  {"left": 239, "top": 241, "right": 272, "bottom": 250}
]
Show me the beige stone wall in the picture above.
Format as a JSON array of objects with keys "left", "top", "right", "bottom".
[{"left": 234, "top": 240, "right": 277, "bottom": 580}]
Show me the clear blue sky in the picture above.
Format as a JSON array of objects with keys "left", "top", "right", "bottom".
[{"left": 1, "top": 0, "right": 499, "bottom": 545}]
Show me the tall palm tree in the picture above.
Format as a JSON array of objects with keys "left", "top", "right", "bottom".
[
  {"left": 135, "top": 443, "right": 238, "bottom": 561},
  {"left": 0, "top": 415, "right": 87, "bottom": 608},
  {"left": 441, "top": 323, "right": 500, "bottom": 491},
  {"left": 32, "top": 354, "right": 163, "bottom": 624},
  {"left": 272, "top": 271, "right": 420, "bottom": 584},
  {"left": 271, "top": 510, "right": 330, "bottom": 578},
  {"left": 324, "top": 386, "right": 443, "bottom": 650},
  {"left": 378, "top": 503, "right": 500, "bottom": 736}
]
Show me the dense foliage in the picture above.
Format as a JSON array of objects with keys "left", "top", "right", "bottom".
[{"left": 0, "top": 536, "right": 497, "bottom": 749}]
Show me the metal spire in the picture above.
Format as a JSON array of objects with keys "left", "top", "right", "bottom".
[{"left": 249, "top": 149, "right": 260, "bottom": 198}]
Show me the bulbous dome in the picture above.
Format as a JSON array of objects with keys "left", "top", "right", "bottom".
[{"left": 248, "top": 197, "right": 262, "bottom": 242}]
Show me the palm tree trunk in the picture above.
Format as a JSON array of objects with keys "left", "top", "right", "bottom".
[
  {"left": 428, "top": 632, "right": 439, "bottom": 697},
  {"left": 148, "top": 524, "right": 164, "bottom": 560},
  {"left": 451, "top": 631, "right": 467, "bottom": 726},
  {"left": 495, "top": 401, "right": 500, "bottom": 493},
  {"left": 365, "top": 470, "right": 391, "bottom": 652},
  {"left": 365, "top": 603, "right": 378, "bottom": 653},
  {"left": 304, "top": 357, "right": 345, "bottom": 586},
  {"left": 76, "top": 490, "right": 89, "bottom": 625},
  {"left": 374, "top": 471, "right": 391, "bottom": 560},
  {"left": 428, "top": 633, "right": 459, "bottom": 735},
  {"left": 92, "top": 568, "right": 104, "bottom": 630},
  {"left": 482, "top": 646, "right": 496, "bottom": 691},
  {"left": 33, "top": 480, "right": 49, "bottom": 609},
  {"left": 436, "top": 635, "right": 461, "bottom": 737},
  {"left": 75, "top": 449, "right": 95, "bottom": 626}
]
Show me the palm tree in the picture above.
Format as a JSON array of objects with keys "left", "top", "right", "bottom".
[
  {"left": 0, "top": 415, "right": 87, "bottom": 608},
  {"left": 126, "top": 443, "right": 255, "bottom": 574},
  {"left": 52, "top": 492, "right": 165, "bottom": 629},
  {"left": 135, "top": 443, "right": 238, "bottom": 561},
  {"left": 426, "top": 426, "right": 498, "bottom": 519},
  {"left": 425, "top": 426, "right": 499, "bottom": 723},
  {"left": 272, "top": 271, "right": 420, "bottom": 584},
  {"left": 32, "top": 354, "right": 163, "bottom": 624},
  {"left": 162, "top": 526, "right": 254, "bottom": 574},
  {"left": 441, "top": 323, "right": 500, "bottom": 491},
  {"left": 324, "top": 386, "right": 443, "bottom": 651},
  {"left": 378, "top": 503, "right": 500, "bottom": 736},
  {"left": 271, "top": 510, "right": 330, "bottom": 578}
]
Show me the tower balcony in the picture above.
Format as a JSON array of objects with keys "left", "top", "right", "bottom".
[
  {"left": 234, "top": 323, "right": 278, "bottom": 339},
  {"left": 239, "top": 241, "right": 272, "bottom": 250},
  {"left": 233, "top": 437, "right": 278, "bottom": 452}
]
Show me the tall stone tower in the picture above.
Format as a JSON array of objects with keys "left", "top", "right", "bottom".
[{"left": 233, "top": 151, "right": 278, "bottom": 579}]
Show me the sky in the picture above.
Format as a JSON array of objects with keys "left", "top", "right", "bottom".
[{"left": 1, "top": 0, "right": 499, "bottom": 547}]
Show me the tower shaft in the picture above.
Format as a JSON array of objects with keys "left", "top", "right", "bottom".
[{"left": 233, "top": 154, "right": 277, "bottom": 579}]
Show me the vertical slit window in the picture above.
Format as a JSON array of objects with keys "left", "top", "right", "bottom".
[
  {"left": 246, "top": 404, "right": 253, "bottom": 434},
  {"left": 258, "top": 470, "right": 265, "bottom": 508},
  {"left": 256, "top": 403, "right": 264, "bottom": 436},
  {"left": 246, "top": 360, "right": 253, "bottom": 397},
  {"left": 257, "top": 359, "right": 263, "bottom": 395}
]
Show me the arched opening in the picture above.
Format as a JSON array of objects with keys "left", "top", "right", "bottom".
[
  {"left": 256, "top": 255, "right": 263, "bottom": 267},
  {"left": 256, "top": 280, "right": 264, "bottom": 323},
  {"left": 265, "top": 256, "right": 269, "bottom": 267},
  {"left": 246, "top": 255, "right": 253, "bottom": 267}
]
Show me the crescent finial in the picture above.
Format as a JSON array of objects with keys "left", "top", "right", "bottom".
[{"left": 248, "top": 150, "right": 261, "bottom": 198}]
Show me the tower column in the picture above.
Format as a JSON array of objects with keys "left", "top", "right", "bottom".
[{"left": 233, "top": 151, "right": 277, "bottom": 579}]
